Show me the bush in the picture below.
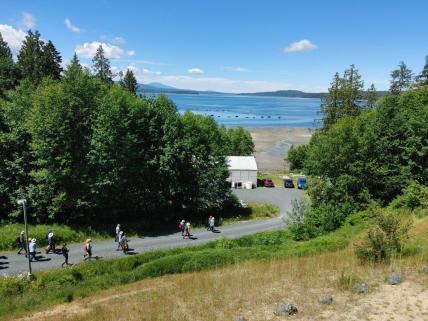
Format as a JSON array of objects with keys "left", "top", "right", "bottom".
[
  {"left": 287, "top": 144, "right": 308, "bottom": 170},
  {"left": 389, "top": 181, "right": 428, "bottom": 211},
  {"left": 355, "top": 207, "right": 412, "bottom": 262}
]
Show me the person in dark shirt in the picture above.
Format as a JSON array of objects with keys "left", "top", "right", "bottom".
[{"left": 61, "top": 243, "right": 72, "bottom": 267}]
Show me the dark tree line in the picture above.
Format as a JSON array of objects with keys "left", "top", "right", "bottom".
[{"left": 0, "top": 30, "right": 254, "bottom": 225}]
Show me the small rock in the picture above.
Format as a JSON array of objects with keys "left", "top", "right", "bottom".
[
  {"left": 274, "top": 302, "right": 298, "bottom": 316},
  {"left": 353, "top": 282, "right": 369, "bottom": 293},
  {"left": 319, "top": 295, "right": 333, "bottom": 305},
  {"left": 421, "top": 265, "right": 428, "bottom": 273},
  {"left": 387, "top": 274, "right": 402, "bottom": 285},
  {"left": 235, "top": 316, "right": 247, "bottom": 321}
]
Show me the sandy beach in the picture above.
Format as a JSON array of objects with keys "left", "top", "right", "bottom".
[{"left": 249, "top": 127, "right": 314, "bottom": 172}]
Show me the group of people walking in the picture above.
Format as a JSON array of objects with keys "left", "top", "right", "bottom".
[
  {"left": 13, "top": 217, "right": 219, "bottom": 269},
  {"left": 16, "top": 229, "right": 72, "bottom": 267},
  {"left": 115, "top": 224, "right": 129, "bottom": 254}
]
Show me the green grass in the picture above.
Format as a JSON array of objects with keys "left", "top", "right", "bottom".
[
  {"left": 0, "top": 216, "right": 366, "bottom": 319},
  {"left": 221, "top": 202, "right": 280, "bottom": 224},
  {"left": 0, "top": 224, "right": 108, "bottom": 251}
]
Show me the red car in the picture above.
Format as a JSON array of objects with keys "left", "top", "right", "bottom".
[{"left": 263, "top": 178, "right": 275, "bottom": 187}]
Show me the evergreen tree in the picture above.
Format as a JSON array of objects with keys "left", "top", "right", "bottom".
[
  {"left": 389, "top": 61, "right": 413, "bottom": 94},
  {"left": 0, "top": 32, "right": 12, "bottom": 60},
  {"left": 366, "top": 83, "right": 377, "bottom": 109},
  {"left": 0, "top": 32, "right": 21, "bottom": 96},
  {"left": 416, "top": 55, "right": 428, "bottom": 86},
  {"left": 120, "top": 69, "right": 138, "bottom": 95},
  {"left": 17, "top": 30, "right": 44, "bottom": 84},
  {"left": 40, "top": 40, "right": 62, "bottom": 80},
  {"left": 92, "top": 45, "right": 113, "bottom": 85},
  {"left": 320, "top": 65, "right": 365, "bottom": 130},
  {"left": 320, "top": 72, "right": 341, "bottom": 129}
]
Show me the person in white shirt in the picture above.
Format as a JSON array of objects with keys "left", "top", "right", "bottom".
[{"left": 29, "top": 239, "right": 37, "bottom": 261}]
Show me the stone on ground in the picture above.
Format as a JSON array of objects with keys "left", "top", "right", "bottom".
[
  {"left": 274, "top": 302, "right": 298, "bottom": 316},
  {"left": 353, "top": 282, "right": 369, "bottom": 293},
  {"left": 387, "top": 274, "right": 402, "bottom": 285},
  {"left": 319, "top": 295, "right": 333, "bottom": 305}
]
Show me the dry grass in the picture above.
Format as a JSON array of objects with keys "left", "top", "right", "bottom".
[
  {"left": 15, "top": 249, "right": 428, "bottom": 321},
  {"left": 14, "top": 217, "right": 428, "bottom": 321}
]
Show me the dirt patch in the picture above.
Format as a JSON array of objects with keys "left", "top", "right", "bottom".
[{"left": 249, "top": 127, "right": 313, "bottom": 171}]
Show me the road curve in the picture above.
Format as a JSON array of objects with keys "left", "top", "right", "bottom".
[{"left": 0, "top": 188, "right": 301, "bottom": 275}]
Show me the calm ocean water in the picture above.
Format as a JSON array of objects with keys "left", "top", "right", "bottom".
[{"left": 160, "top": 93, "right": 321, "bottom": 128}]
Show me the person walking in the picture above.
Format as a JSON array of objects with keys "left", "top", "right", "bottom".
[
  {"left": 115, "top": 224, "right": 121, "bottom": 250},
  {"left": 83, "top": 239, "right": 93, "bottom": 261},
  {"left": 184, "top": 222, "right": 191, "bottom": 239},
  {"left": 179, "top": 220, "right": 186, "bottom": 236},
  {"left": 16, "top": 231, "right": 27, "bottom": 256},
  {"left": 45, "top": 230, "right": 55, "bottom": 254},
  {"left": 61, "top": 243, "right": 72, "bottom": 267},
  {"left": 209, "top": 216, "right": 215, "bottom": 232},
  {"left": 120, "top": 233, "right": 129, "bottom": 254},
  {"left": 29, "top": 238, "right": 37, "bottom": 262},
  {"left": 207, "top": 216, "right": 212, "bottom": 231}
]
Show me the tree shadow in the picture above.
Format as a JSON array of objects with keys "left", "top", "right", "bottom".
[
  {"left": 0, "top": 256, "right": 7, "bottom": 259},
  {"left": 0, "top": 261, "right": 9, "bottom": 265},
  {"left": 0, "top": 265, "right": 8, "bottom": 270}
]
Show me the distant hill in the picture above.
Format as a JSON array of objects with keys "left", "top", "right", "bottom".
[
  {"left": 239, "top": 90, "right": 327, "bottom": 99},
  {"left": 137, "top": 83, "right": 199, "bottom": 94}
]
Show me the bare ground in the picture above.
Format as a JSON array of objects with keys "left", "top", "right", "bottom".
[{"left": 250, "top": 127, "right": 313, "bottom": 171}]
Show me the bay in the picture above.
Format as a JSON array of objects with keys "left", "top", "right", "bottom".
[{"left": 150, "top": 93, "right": 321, "bottom": 128}]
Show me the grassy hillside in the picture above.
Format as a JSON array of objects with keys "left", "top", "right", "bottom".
[{"left": 6, "top": 212, "right": 428, "bottom": 321}]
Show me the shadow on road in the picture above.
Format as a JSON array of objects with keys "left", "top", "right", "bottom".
[
  {"left": 33, "top": 256, "right": 52, "bottom": 262},
  {"left": 0, "top": 256, "right": 7, "bottom": 259}
]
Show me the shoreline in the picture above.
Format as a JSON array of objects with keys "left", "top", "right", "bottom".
[{"left": 248, "top": 127, "right": 314, "bottom": 172}]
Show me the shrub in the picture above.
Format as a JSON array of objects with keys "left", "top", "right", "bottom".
[
  {"left": 389, "top": 181, "right": 428, "bottom": 211},
  {"left": 287, "top": 144, "right": 308, "bottom": 170},
  {"left": 354, "top": 207, "right": 412, "bottom": 262}
]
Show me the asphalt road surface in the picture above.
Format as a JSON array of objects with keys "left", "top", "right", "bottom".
[{"left": 0, "top": 187, "right": 301, "bottom": 275}]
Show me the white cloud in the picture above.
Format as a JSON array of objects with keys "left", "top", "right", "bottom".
[
  {"left": 112, "top": 36, "right": 125, "bottom": 45},
  {"left": 0, "top": 24, "right": 26, "bottom": 55},
  {"left": 221, "top": 66, "right": 249, "bottom": 72},
  {"left": 64, "top": 18, "right": 81, "bottom": 33},
  {"left": 284, "top": 39, "right": 317, "bottom": 53},
  {"left": 21, "top": 12, "right": 36, "bottom": 29},
  {"left": 75, "top": 41, "right": 124, "bottom": 59},
  {"left": 188, "top": 68, "right": 204, "bottom": 74},
  {"left": 127, "top": 50, "right": 136, "bottom": 57}
]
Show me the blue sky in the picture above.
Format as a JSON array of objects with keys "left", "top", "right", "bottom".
[{"left": 0, "top": 0, "right": 427, "bottom": 92}]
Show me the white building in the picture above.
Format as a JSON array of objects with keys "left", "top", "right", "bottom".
[{"left": 226, "top": 156, "right": 258, "bottom": 189}]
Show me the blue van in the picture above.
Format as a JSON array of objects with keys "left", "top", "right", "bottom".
[{"left": 297, "top": 176, "right": 308, "bottom": 189}]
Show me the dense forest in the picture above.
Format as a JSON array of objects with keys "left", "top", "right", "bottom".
[
  {"left": 0, "top": 30, "right": 254, "bottom": 225},
  {"left": 287, "top": 60, "right": 428, "bottom": 240}
]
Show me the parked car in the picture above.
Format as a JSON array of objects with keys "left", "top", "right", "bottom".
[
  {"left": 283, "top": 176, "right": 294, "bottom": 188},
  {"left": 297, "top": 176, "right": 308, "bottom": 189},
  {"left": 263, "top": 178, "right": 275, "bottom": 188}
]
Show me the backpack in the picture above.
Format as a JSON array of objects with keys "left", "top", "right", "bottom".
[
  {"left": 15, "top": 236, "right": 20, "bottom": 243},
  {"left": 178, "top": 223, "right": 182, "bottom": 230},
  {"left": 83, "top": 243, "right": 88, "bottom": 252}
]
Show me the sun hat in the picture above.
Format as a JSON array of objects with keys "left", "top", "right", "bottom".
[
  {"left": 86, "top": 238, "right": 92, "bottom": 243},
  {"left": 21, "top": 231, "right": 25, "bottom": 234},
  {"left": 32, "top": 238, "right": 36, "bottom": 242}
]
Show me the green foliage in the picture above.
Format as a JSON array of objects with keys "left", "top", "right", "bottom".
[
  {"left": 40, "top": 40, "right": 62, "bottom": 80},
  {"left": 17, "top": 30, "right": 45, "bottom": 84},
  {"left": 389, "top": 181, "right": 428, "bottom": 211},
  {"left": 225, "top": 126, "right": 254, "bottom": 155},
  {"left": 120, "top": 69, "right": 138, "bottom": 95},
  {"left": 92, "top": 45, "right": 113, "bottom": 86},
  {"left": 416, "top": 55, "right": 428, "bottom": 86},
  {"left": 0, "top": 33, "right": 21, "bottom": 97},
  {"left": 0, "top": 223, "right": 105, "bottom": 250},
  {"left": 355, "top": 207, "right": 412, "bottom": 262},
  {"left": 320, "top": 65, "right": 366, "bottom": 130},
  {"left": 389, "top": 61, "right": 413, "bottom": 94},
  {"left": 305, "top": 85, "right": 428, "bottom": 215},
  {"left": 287, "top": 144, "right": 308, "bottom": 170}
]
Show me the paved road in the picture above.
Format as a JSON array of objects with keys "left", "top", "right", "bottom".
[{"left": 0, "top": 188, "right": 301, "bottom": 275}]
